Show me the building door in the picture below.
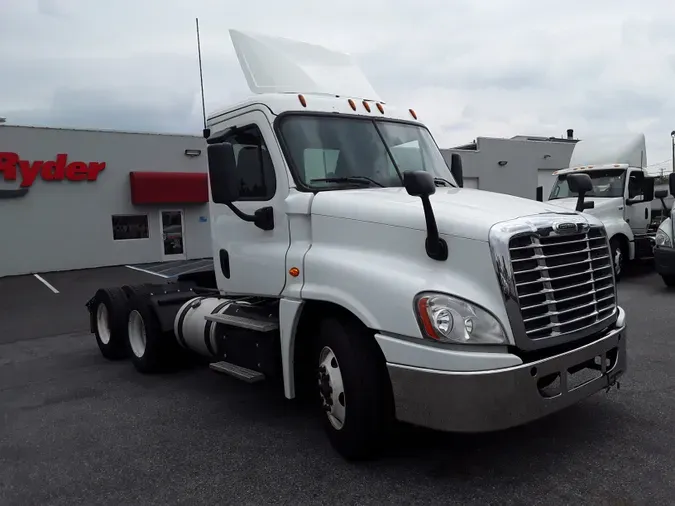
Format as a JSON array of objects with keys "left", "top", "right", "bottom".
[{"left": 160, "top": 210, "right": 187, "bottom": 261}]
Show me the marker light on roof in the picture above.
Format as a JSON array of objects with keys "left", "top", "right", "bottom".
[
  {"left": 376, "top": 103, "right": 384, "bottom": 114},
  {"left": 362, "top": 100, "right": 371, "bottom": 112},
  {"left": 409, "top": 108, "right": 417, "bottom": 119},
  {"left": 348, "top": 99, "right": 356, "bottom": 111},
  {"left": 298, "top": 94, "right": 307, "bottom": 107}
]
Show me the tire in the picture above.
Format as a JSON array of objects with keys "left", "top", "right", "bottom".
[
  {"left": 662, "top": 275, "right": 675, "bottom": 288},
  {"left": 126, "top": 293, "right": 179, "bottom": 374},
  {"left": 313, "top": 315, "right": 394, "bottom": 461},
  {"left": 610, "top": 238, "right": 626, "bottom": 281},
  {"left": 92, "top": 287, "right": 130, "bottom": 360}
]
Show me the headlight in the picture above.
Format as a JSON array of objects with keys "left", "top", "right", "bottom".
[
  {"left": 656, "top": 228, "right": 672, "bottom": 248},
  {"left": 414, "top": 293, "right": 507, "bottom": 345}
]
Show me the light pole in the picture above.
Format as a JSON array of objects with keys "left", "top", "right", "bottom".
[{"left": 671, "top": 130, "right": 675, "bottom": 173}]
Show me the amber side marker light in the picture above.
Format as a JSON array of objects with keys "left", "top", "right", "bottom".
[
  {"left": 289, "top": 267, "right": 300, "bottom": 277},
  {"left": 376, "top": 103, "right": 384, "bottom": 114},
  {"left": 298, "top": 94, "right": 307, "bottom": 107},
  {"left": 416, "top": 297, "right": 439, "bottom": 340},
  {"left": 348, "top": 99, "right": 356, "bottom": 111},
  {"left": 362, "top": 100, "right": 371, "bottom": 112},
  {"left": 409, "top": 108, "right": 417, "bottom": 120}
]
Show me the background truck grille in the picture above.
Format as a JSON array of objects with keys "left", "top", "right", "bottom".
[{"left": 508, "top": 227, "right": 616, "bottom": 341}]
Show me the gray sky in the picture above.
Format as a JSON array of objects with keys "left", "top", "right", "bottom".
[{"left": 2, "top": 0, "right": 675, "bottom": 165}]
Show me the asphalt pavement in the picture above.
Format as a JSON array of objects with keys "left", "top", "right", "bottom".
[{"left": 0, "top": 264, "right": 674, "bottom": 505}]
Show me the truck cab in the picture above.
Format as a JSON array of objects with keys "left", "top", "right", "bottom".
[
  {"left": 654, "top": 173, "right": 675, "bottom": 287},
  {"left": 86, "top": 29, "right": 628, "bottom": 461},
  {"left": 548, "top": 134, "right": 655, "bottom": 279}
]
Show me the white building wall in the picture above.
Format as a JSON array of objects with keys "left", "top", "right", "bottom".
[
  {"left": 441, "top": 136, "right": 577, "bottom": 201},
  {"left": 0, "top": 126, "right": 211, "bottom": 277}
]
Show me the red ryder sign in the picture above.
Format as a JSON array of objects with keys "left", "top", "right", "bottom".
[{"left": 0, "top": 152, "right": 106, "bottom": 187}]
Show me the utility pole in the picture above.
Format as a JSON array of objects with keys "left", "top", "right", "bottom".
[{"left": 671, "top": 130, "right": 675, "bottom": 173}]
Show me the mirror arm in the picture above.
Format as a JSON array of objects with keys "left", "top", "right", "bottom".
[
  {"left": 575, "top": 191, "right": 588, "bottom": 212},
  {"left": 420, "top": 196, "right": 448, "bottom": 261},
  {"left": 225, "top": 203, "right": 275, "bottom": 231}
]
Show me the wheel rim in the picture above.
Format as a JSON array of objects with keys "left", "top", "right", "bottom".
[
  {"left": 318, "top": 346, "right": 346, "bottom": 430},
  {"left": 614, "top": 246, "right": 623, "bottom": 276},
  {"left": 96, "top": 303, "right": 111, "bottom": 345},
  {"left": 128, "top": 310, "right": 147, "bottom": 358}
]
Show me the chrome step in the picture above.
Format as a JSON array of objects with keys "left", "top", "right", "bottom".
[
  {"left": 209, "top": 361, "right": 265, "bottom": 383},
  {"left": 204, "top": 313, "right": 279, "bottom": 332}
]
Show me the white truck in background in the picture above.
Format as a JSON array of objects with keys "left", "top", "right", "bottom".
[
  {"left": 86, "top": 29, "right": 627, "bottom": 461},
  {"left": 654, "top": 173, "right": 675, "bottom": 287},
  {"left": 547, "top": 134, "right": 656, "bottom": 279}
]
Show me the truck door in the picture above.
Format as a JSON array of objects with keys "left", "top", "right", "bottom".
[
  {"left": 208, "top": 109, "right": 291, "bottom": 297},
  {"left": 625, "top": 169, "right": 652, "bottom": 235}
]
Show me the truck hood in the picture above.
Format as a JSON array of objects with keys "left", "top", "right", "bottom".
[
  {"left": 547, "top": 197, "right": 624, "bottom": 222},
  {"left": 310, "top": 187, "right": 577, "bottom": 242}
]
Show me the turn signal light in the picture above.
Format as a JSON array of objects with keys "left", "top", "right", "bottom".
[{"left": 289, "top": 267, "right": 300, "bottom": 277}]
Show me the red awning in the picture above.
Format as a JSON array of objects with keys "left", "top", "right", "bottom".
[{"left": 129, "top": 171, "right": 208, "bottom": 205}]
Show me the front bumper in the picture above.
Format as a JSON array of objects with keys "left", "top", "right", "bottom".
[
  {"left": 386, "top": 308, "right": 627, "bottom": 433},
  {"left": 654, "top": 246, "right": 675, "bottom": 276}
]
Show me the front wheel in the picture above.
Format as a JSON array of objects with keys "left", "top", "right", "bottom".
[
  {"left": 610, "top": 238, "right": 625, "bottom": 281},
  {"left": 313, "top": 315, "right": 394, "bottom": 461}
]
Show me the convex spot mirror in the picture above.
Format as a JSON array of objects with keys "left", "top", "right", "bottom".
[
  {"left": 567, "top": 173, "right": 593, "bottom": 194},
  {"left": 403, "top": 170, "right": 436, "bottom": 197}
]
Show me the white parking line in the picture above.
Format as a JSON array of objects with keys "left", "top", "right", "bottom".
[
  {"left": 125, "top": 265, "right": 170, "bottom": 279},
  {"left": 34, "top": 274, "right": 59, "bottom": 294}
]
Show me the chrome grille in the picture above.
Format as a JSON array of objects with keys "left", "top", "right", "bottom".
[{"left": 508, "top": 226, "right": 617, "bottom": 341}]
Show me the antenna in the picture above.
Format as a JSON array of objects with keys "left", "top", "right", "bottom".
[{"left": 195, "top": 18, "right": 208, "bottom": 137}]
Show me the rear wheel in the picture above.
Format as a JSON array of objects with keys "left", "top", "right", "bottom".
[
  {"left": 126, "top": 294, "right": 179, "bottom": 373},
  {"left": 92, "top": 287, "right": 130, "bottom": 360},
  {"left": 313, "top": 315, "right": 394, "bottom": 461}
]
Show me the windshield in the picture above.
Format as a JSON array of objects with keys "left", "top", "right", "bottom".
[
  {"left": 549, "top": 169, "right": 626, "bottom": 200},
  {"left": 277, "top": 115, "right": 457, "bottom": 189}
]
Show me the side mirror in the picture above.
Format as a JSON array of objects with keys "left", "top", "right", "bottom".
[
  {"left": 567, "top": 173, "right": 593, "bottom": 212},
  {"left": 642, "top": 176, "right": 655, "bottom": 202},
  {"left": 403, "top": 170, "right": 447, "bottom": 261},
  {"left": 670, "top": 172, "right": 675, "bottom": 197},
  {"left": 450, "top": 153, "right": 464, "bottom": 188},
  {"left": 536, "top": 186, "right": 543, "bottom": 202},
  {"left": 207, "top": 143, "right": 240, "bottom": 204}
]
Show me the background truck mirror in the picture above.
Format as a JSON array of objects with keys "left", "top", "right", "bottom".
[
  {"left": 207, "top": 143, "right": 239, "bottom": 204},
  {"left": 450, "top": 153, "right": 463, "bottom": 188},
  {"left": 670, "top": 172, "right": 675, "bottom": 197},
  {"left": 536, "top": 186, "right": 543, "bottom": 202},
  {"left": 642, "top": 176, "right": 655, "bottom": 202}
]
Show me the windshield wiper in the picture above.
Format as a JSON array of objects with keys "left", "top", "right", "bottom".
[
  {"left": 434, "top": 177, "right": 455, "bottom": 187},
  {"left": 310, "top": 176, "right": 385, "bottom": 188}
]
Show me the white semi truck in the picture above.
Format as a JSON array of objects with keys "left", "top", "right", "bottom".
[
  {"left": 547, "top": 134, "right": 656, "bottom": 280},
  {"left": 86, "top": 29, "right": 627, "bottom": 461},
  {"left": 655, "top": 173, "right": 675, "bottom": 287}
]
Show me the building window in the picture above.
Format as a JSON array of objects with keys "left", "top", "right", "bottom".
[{"left": 112, "top": 214, "right": 149, "bottom": 240}]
